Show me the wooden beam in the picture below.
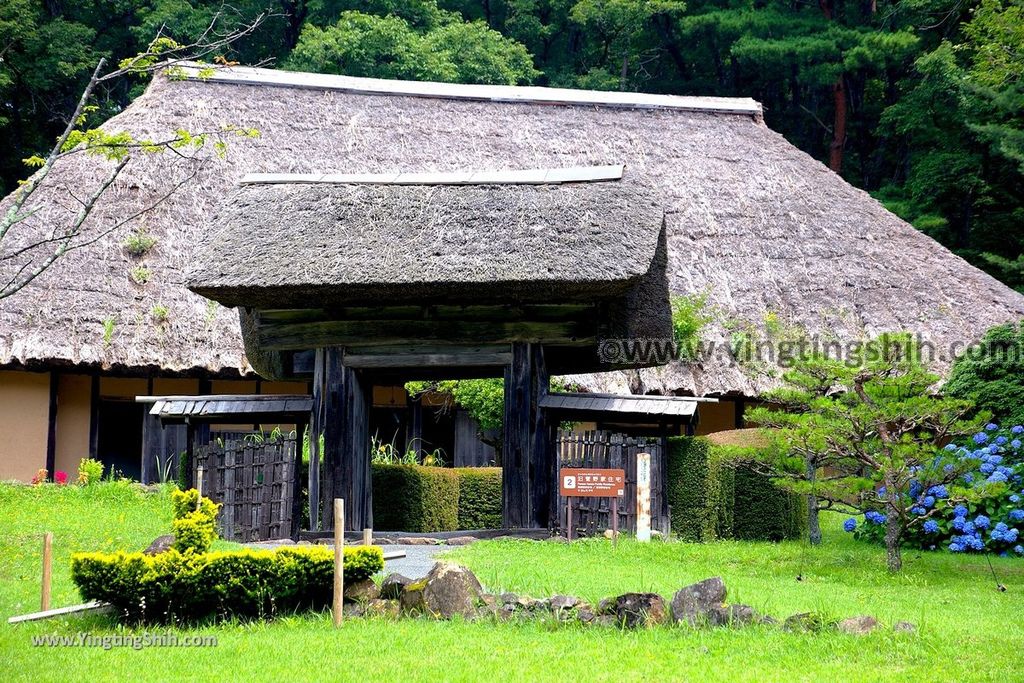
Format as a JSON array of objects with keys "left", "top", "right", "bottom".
[
  {"left": 344, "top": 350, "right": 512, "bottom": 369},
  {"left": 8, "top": 601, "right": 112, "bottom": 625},
  {"left": 503, "top": 343, "right": 532, "bottom": 528},
  {"left": 87, "top": 373, "right": 99, "bottom": 459},
  {"left": 45, "top": 373, "right": 58, "bottom": 477},
  {"left": 257, "top": 318, "right": 595, "bottom": 352},
  {"left": 259, "top": 304, "right": 595, "bottom": 324}
]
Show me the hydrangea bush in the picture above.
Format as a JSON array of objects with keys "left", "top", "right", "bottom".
[{"left": 846, "top": 424, "right": 1024, "bottom": 556}]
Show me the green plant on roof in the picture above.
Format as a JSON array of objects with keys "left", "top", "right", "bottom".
[
  {"left": 670, "top": 293, "right": 713, "bottom": 361},
  {"left": 124, "top": 226, "right": 156, "bottom": 257},
  {"left": 129, "top": 265, "right": 150, "bottom": 284},
  {"left": 150, "top": 303, "right": 169, "bottom": 323},
  {"left": 204, "top": 299, "right": 219, "bottom": 326},
  {"left": 101, "top": 317, "right": 115, "bottom": 348}
]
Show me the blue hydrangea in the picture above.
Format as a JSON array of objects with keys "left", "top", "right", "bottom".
[
  {"left": 1013, "top": 440, "right": 1022, "bottom": 449},
  {"left": 995, "top": 522, "right": 1009, "bottom": 533},
  {"left": 996, "top": 436, "right": 1009, "bottom": 445},
  {"left": 950, "top": 542, "right": 965, "bottom": 553},
  {"left": 944, "top": 443, "right": 957, "bottom": 451},
  {"left": 990, "top": 454, "right": 1004, "bottom": 465},
  {"left": 969, "top": 537, "right": 985, "bottom": 550},
  {"left": 843, "top": 518, "right": 857, "bottom": 532},
  {"left": 911, "top": 506, "right": 926, "bottom": 516},
  {"left": 963, "top": 521, "right": 976, "bottom": 534},
  {"left": 988, "top": 471, "right": 1009, "bottom": 484},
  {"left": 1012, "top": 425, "right": 1024, "bottom": 434},
  {"left": 1011, "top": 494, "right": 1022, "bottom": 503},
  {"left": 964, "top": 473, "right": 974, "bottom": 484},
  {"left": 980, "top": 462, "right": 995, "bottom": 474},
  {"left": 923, "top": 496, "right": 936, "bottom": 507},
  {"left": 975, "top": 515, "right": 991, "bottom": 529},
  {"left": 944, "top": 463, "right": 955, "bottom": 473},
  {"left": 974, "top": 432, "right": 990, "bottom": 444},
  {"left": 1006, "top": 529, "right": 1019, "bottom": 543},
  {"left": 929, "top": 485, "right": 949, "bottom": 499},
  {"left": 954, "top": 504, "right": 968, "bottom": 518},
  {"left": 992, "top": 529, "right": 1005, "bottom": 541},
  {"left": 986, "top": 423, "right": 999, "bottom": 431},
  {"left": 1009, "top": 509, "right": 1024, "bottom": 521},
  {"left": 923, "top": 520, "right": 939, "bottom": 534},
  {"left": 953, "top": 518, "right": 966, "bottom": 531}
]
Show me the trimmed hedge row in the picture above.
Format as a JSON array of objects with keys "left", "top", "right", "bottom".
[
  {"left": 372, "top": 464, "right": 503, "bottom": 532},
  {"left": 71, "top": 545, "right": 384, "bottom": 623},
  {"left": 666, "top": 436, "right": 806, "bottom": 542},
  {"left": 453, "top": 467, "right": 502, "bottom": 530}
]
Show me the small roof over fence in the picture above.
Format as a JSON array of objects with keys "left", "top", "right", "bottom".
[
  {"left": 141, "top": 394, "right": 312, "bottom": 424},
  {"left": 540, "top": 392, "right": 702, "bottom": 424}
]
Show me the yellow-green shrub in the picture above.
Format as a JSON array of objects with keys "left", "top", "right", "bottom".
[
  {"left": 76, "top": 458, "right": 104, "bottom": 486},
  {"left": 453, "top": 467, "right": 502, "bottom": 529},
  {"left": 70, "top": 545, "right": 384, "bottom": 623},
  {"left": 170, "top": 488, "right": 220, "bottom": 553}
]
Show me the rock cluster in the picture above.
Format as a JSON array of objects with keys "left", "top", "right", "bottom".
[{"left": 340, "top": 562, "right": 915, "bottom": 635}]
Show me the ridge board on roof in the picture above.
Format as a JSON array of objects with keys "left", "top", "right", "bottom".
[
  {"left": 239, "top": 165, "right": 625, "bottom": 186},
  {"left": 179, "top": 64, "right": 762, "bottom": 116}
]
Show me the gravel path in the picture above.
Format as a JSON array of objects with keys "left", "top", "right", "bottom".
[{"left": 379, "top": 544, "right": 447, "bottom": 579}]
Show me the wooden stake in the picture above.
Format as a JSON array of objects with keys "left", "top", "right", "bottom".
[
  {"left": 611, "top": 497, "right": 618, "bottom": 548},
  {"left": 195, "top": 465, "right": 205, "bottom": 510},
  {"left": 636, "top": 452, "right": 652, "bottom": 542},
  {"left": 40, "top": 532, "right": 52, "bottom": 612},
  {"left": 333, "top": 498, "right": 344, "bottom": 627},
  {"left": 362, "top": 528, "right": 372, "bottom": 546},
  {"left": 566, "top": 499, "right": 573, "bottom": 542}
]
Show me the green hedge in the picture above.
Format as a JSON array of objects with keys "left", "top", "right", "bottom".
[
  {"left": 372, "top": 463, "right": 460, "bottom": 532},
  {"left": 453, "top": 467, "right": 502, "bottom": 529},
  {"left": 666, "top": 437, "right": 805, "bottom": 542},
  {"left": 71, "top": 545, "right": 384, "bottom": 623}
]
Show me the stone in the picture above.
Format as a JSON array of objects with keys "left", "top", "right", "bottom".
[
  {"left": 893, "top": 621, "right": 917, "bottom": 634},
  {"left": 342, "top": 603, "right": 365, "bottom": 618},
  {"left": 549, "top": 595, "right": 579, "bottom": 611},
  {"left": 604, "top": 593, "right": 667, "bottom": 628},
  {"left": 500, "top": 592, "right": 519, "bottom": 606},
  {"left": 707, "top": 604, "right": 759, "bottom": 627},
  {"left": 344, "top": 578, "right": 380, "bottom": 603},
  {"left": 838, "top": 615, "right": 880, "bottom": 635},
  {"left": 595, "top": 615, "right": 618, "bottom": 627},
  {"left": 397, "top": 537, "right": 440, "bottom": 545},
  {"left": 783, "top": 612, "right": 835, "bottom": 633},
  {"left": 516, "top": 596, "right": 541, "bottom": 611},
  {"left": 399, "top": 562, "right": 483, "bottom": 619},
  {"left": 603, "top": 529, "right": 620, "bottom": 540},
  {"left": 670, "top": 577, "right": 727, "bottom": 625},
  {"left": 143, "top": 534, "right": 175, "bottom": 555},
  {"left": 364, "top": 598, "right": 400, "bottom": 619},
  {"left": 576, "top": 606, "right": 597, "bottom": 624},
  {"left": 445, "top": 536, "right": 477, "bottom": 546},
  {"left": 380, "top": 573, "right": 414, "bottom": 600}
]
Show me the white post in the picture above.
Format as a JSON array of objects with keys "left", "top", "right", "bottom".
[
  {"left": 636, "top": 452, "right": 651, "bottom": 542},
  {"left": 333, "top": 499, "right": 345, "bottom": 627}
]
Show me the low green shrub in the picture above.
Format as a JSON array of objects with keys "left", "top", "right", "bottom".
[
  {"left": 454, "top": 467, "right": 502, "bottom": 529},
  {"left": 70, "top": 545, "right": 384, "bottom": 623},
  {"left": 372, "top": 464, "right": 459, "bottom": 532},
  {"left": 170, "top": 488, "right": 219, "bottom": 553},
  {"left": 666, "top": 437, "right": 805, "bottom": 542},
  {"left": 77, "top": 458, "right": 104, "bottom": 486}
]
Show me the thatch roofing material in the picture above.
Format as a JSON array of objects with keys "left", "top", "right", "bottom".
[
  {"left": 189, "top": 178, "right": 664, "bottom": 308},
  {"left": 2, "top": 66, "right": 1022, "bottom": 393}
]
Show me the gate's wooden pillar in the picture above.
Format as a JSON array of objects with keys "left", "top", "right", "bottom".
[
  {"left": 503, "top": 343, "right": 551, "bottom": 529},
  {"left": 314, "top": 347, "right": 372, "bottom": 532}
]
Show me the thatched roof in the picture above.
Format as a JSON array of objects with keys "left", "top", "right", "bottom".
[
  {"left": 189, "top": 172, "right": 665, "bottom": 308},
  {"left": 2, "top": 65, "right": 1022, "bottom": 393}
]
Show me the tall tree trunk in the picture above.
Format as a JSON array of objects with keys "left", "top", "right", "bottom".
[
  {"left": 806, "top": 456, "right": 822, "bottom": 545},
  {"left": 884, "top": 470, "right": 902, "bottom": 572},
  {"left": 829, "top": 76, "right": 848, "bottom": 173}
]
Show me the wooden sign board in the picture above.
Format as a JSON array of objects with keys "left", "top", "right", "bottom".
[{"left": 560, "top": 468, "right": 625, "bottom": 497}]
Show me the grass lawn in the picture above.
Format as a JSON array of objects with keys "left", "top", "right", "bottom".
[{"left": 2, "top": 482, "right": 1022, "bottom": 682}]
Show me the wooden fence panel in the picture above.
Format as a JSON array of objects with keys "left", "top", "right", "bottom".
[
  {"left": 555, "top": 430, "right": 665, "bottom": 536},
  {"left": 194, "top": 435, "right": 298, "bottom": 542}
]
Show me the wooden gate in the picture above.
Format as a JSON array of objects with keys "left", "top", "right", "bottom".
[
  {"left": 556, "top": 430, "right": 668, "bottom": 536},
  {"left": 194, "top": 435, "right": 301, "bottom": 542}
]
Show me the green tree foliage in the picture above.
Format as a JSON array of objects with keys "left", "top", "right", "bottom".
[
  {"left": 946, "top": 321, "right": 1024, "bottom": 427},
  {"left": 747, "top": 334, "right": 981, "bottom": 572},
  {"left": 285, "top": 9, "right": 537, "bottom": 84}
]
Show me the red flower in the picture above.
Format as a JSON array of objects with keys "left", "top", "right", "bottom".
[{"left": 54, "top": 470, "right": 68, "bottom": 485}]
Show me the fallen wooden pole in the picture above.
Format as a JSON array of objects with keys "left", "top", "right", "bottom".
[
  {"left": 333, "top": 498, "right": 344, "bottom": 628},
  {"left": 41, "top": 532, "right": 52, "bottom": 611},
  {"left": 8, "top": 601, "right": 112, "bottom": 625},
  {"left": 382, "top": 550, "right": 406, "bottom": 561}
]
